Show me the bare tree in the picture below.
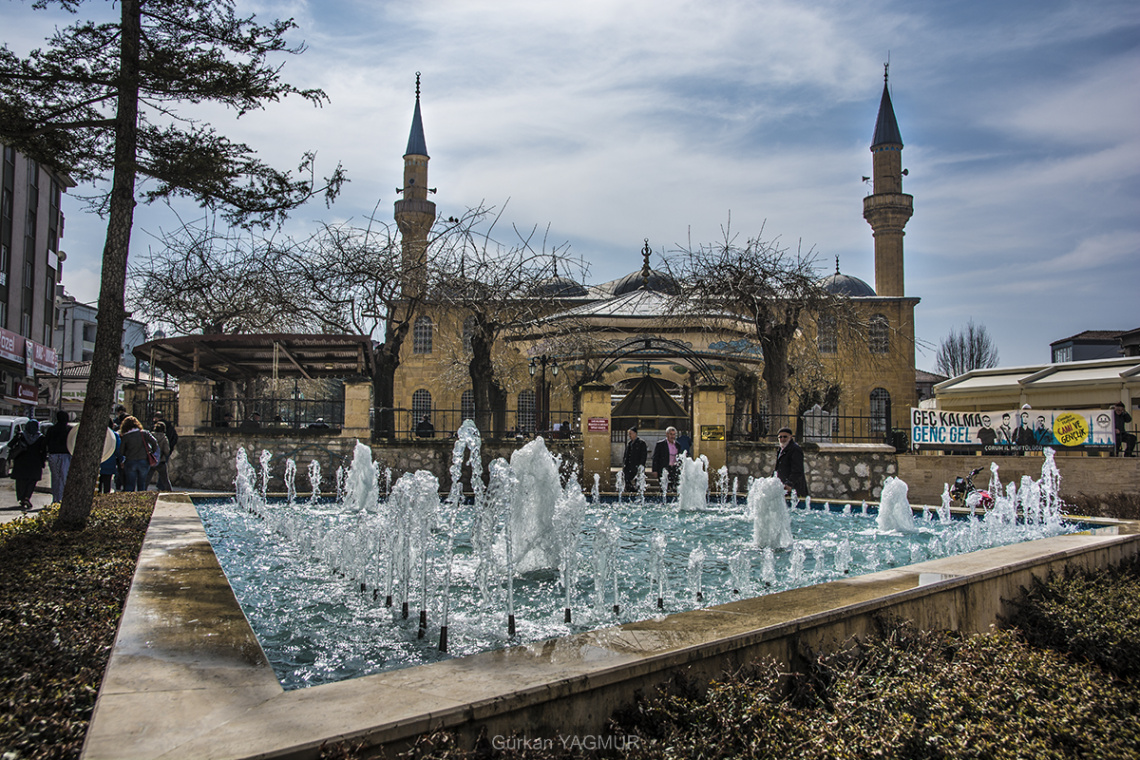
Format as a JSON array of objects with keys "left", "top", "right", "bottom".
[
  {"left": 935, "top": 320, "right": 1000, "bottom": 378},
  {"left": 130, "top": 218, "right": 305, "bottom": 334},
  {"left": 433, "top": 211, "right": 578, "bottom": 436},
  {"left": 667, "top": 225, "right": 861, "bottom": 420}
]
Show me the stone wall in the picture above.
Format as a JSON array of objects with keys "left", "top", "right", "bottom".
[
  {"left": 897, "top": 453, "right": 1140, "bottom": 507},
  {"left": 728, "top": 442, "right": 899, "bottom": 501},
  {"left": 171, "top": 433, "right": 1138, "bottom": 507},
  {"left": 170, "top": 433, "right": 582, "bottom": 493}
]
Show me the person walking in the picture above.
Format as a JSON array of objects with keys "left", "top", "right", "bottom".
[
  {"left": 119, "top": 416, "right": 158, "bottom": 492},
  {"left": 622, "top": 427, "right": 648, "bottom": 490},
  {"left": 8, "top": 420, "right": 48, "bottom": 511},
  {"left": 44, "top": 410, "right": 72, "bottom": 503},
  {"left": 774, "top": 427, "right": 809, "bottom": 498},
  {"left": 149, "top": 421, "right": 173, "bottom": 491}
]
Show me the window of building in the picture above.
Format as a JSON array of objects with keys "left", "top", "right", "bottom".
[
  {"left": 413, "top": 315, "right": 433, "bottom": 354},
  {"left": 462, "top": 316, "right": 475, "bottom": 353},
  {"left": 869, "top": 314, "right": 890, "bottom": 354},
  {"left": 412, "top": 389, "right": 432, "bottom": 422},
  {"left": 518, "top": 390, "right": 536, "bottom": 434},
  {"left": 817, "top": 313, "right": 837, "bottom": 354},
  {"left": 1052, "top": 345, "right": 1073, "bottom": 363},
  {"left": 461, "top": 389, "right": 474, "bottom": 422},
  {"left": 870, "top": 388, "right": 891, "bottom": 434}
]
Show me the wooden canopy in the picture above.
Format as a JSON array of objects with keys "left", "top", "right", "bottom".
[{"left": 132, "top": 334, "right": 374, "bottom": 384}]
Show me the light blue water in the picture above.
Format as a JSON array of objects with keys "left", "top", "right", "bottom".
[{"left": 197, "top": 496, "right": 1077, "bottom": 690}]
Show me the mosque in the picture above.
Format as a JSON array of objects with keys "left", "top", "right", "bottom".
[{"left": 390, "top": 71, "right": 918, "bottom": 448}]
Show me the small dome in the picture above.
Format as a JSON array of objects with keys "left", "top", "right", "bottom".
[
  {"left": 529, "top": 275, "right": 588, "bottom": 298},
  {"left": 820, "top": 272, "right": 876, "bottom": 297},
  {"left": 611, "top": 269, "right": 679, "bottom": 296}
]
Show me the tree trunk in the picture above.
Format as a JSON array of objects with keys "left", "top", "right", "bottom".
[
  {"left": 56, "top": 0, "right": 141, "bottom": 531},
  {"left": 731, "top": 372, "right": 758, "bottom": 438},
  {"left": 469, "top": 323, "right": 498, "bottom": 436},
  {"left": 760, "top": 334, "right": 792, "bottom": 423}
]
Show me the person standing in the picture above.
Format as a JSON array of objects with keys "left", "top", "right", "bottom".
[
  {"left": 652, "top": 426, "right": 680, "bottom": 492},
  {"left": 150, "top": 422, "right": 173, "bottom": 491},
  {"left": 100, "top": 423, "right": 122, "bottom": 494},
  {"left": 1114, "top": 402, "right": 1136, "bottom": 457},
  {"left": 415, "top": 414, "right": 435, "bottom": 438},
  {"left": 774, "top": 427, "right": 808, "bottom": 498},
  {"left": 9, "top": 420, "right": 48, "bottom": 511},
  {"left": 676, "top": 429, "right": 692, "bottom": 457},
  {"left": 622, "top": 427, "right": 648, "bottom": 490},
  {"left": 44, "top": 410, "right": 72, "bottom": 503},
  {"left": 118, "top": 416, "right": 158, "bottom": 492}
]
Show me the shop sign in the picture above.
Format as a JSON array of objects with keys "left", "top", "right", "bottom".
[
  {"left": 27, "top": 340, "right": 58, "bottom": 374},
  {"left": 15, "top": 382, "right": 38, "bottom": 405},
  {"left": 0, "top": 328, "right": 24, "bottom": 365}
]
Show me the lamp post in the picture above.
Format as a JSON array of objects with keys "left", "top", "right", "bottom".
[
  {"left": 528, "top": 355, "right": 559, "bottom": 434},
  {"left": 54, "top": 295, "right": 76, "bottom": 413}
]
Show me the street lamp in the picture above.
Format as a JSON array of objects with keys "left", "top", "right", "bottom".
[
  {"left": 54, "top": 295, "right": 77, "bottom": 412},
  {"left": 528, "top": 355, "right": 559, "bottom": 434}
]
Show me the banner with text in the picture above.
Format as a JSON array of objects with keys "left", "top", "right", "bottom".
[{"left": 911, "top": 408, "right": 1115, "bottom": 452}]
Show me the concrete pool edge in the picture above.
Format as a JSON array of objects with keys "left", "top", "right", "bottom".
[{"left": 81, "top": 494, "right": 1140, "bottom": 760}]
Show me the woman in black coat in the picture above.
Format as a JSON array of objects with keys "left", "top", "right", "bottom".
[{"left": 9, "top": 419, "right": 48, "bottom": 511}]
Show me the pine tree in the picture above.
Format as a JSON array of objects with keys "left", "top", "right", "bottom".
[{"left": 0, "top": 0, "right": 344, "bottom": 529}]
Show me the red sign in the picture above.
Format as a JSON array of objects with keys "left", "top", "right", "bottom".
[
  {"left": 27, "top": 339, "right": 57, "bottom": 374},
  {"left": 587, "top": 417, "right": 609, "bottom": 432},
  {"left": 0, "top": 328, "right": 24, "bottom": 365},
  {"left": 15, "top": 382, "right": 38, "bottom": 405}
]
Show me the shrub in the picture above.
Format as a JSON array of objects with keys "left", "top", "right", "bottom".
[{"left": 0, "top": 494, "right": 156, "bottom": 760}]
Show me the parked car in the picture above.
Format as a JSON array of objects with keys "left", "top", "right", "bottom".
[{"left": 0, "top": 415, "right": 32, "bottom": 477}]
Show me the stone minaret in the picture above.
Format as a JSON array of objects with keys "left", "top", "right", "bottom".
[
  {"left": 863, "top": 65, "right": 912, "bottom": 298},
  {"left": 395, "top": 73, "right": 436, "bottom": 296}
]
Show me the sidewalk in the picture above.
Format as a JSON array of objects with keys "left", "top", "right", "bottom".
[{"left": 0, "top": 476, "right": 56, "bottom": 524}]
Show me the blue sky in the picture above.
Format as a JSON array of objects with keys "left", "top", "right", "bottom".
[{"left": 7, "top": 0, "right": 1139, "bottom": 369}]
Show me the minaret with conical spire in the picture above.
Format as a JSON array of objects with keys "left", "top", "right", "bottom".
[
  {"left": 863, "top": 64, "right": 913, "bottom": 298},
  {"left": 395, "top": 73, "right": 436, "bottom": 296}
]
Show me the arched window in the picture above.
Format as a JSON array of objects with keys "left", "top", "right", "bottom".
[
  {"left": 868, "top": 314, "right": 889, "bottom": 354},
  {"left": 462, "top": 316, "right": 475, "bottom": 353},
  {"left": 817, "top": 313, "right": 837, "bottom": 354},
  {"left": 412, "top": 389, "right": 432, "bottom": 423},
  {"left": 518, "top": 390, "right": 536, "bottom": 434},
  {"left": 413, "top": 315, "right": 433, "bottom": 354},
  {"left": 461, "top": 389, "right": 474, "bottom": 423},
  {"left": 870, "top": 388, "right": 891, "bottom": 434}
]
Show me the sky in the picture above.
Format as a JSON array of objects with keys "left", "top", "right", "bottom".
[{"left": 6, "top": 0, "right": 1140, "bottom": 370}]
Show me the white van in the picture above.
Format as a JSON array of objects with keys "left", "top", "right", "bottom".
[{"left": 0, "top": 415, "right": 32, "bottom": 477}]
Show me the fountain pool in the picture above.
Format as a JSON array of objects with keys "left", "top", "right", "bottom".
[{"left": 197, "top": 428, "right": 1077, "bottom": 691}]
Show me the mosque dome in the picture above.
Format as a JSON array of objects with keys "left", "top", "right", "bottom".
[
  {"left": 528, "top": 275, "right": 588, "bottom": 298},
  {"left": 611, "top": 269, "right": 679, "bottom": 296},
  {"left": 819, "top": 260, "right": 876, "bottom": 297}
]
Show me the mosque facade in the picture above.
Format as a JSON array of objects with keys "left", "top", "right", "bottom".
[{"left": 390, "top": 73, "right": 918, "bottom": 442}]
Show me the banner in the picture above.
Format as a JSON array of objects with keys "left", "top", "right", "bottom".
[{"left": 911, "top": 408, "right": 1114, "bottom": 452}]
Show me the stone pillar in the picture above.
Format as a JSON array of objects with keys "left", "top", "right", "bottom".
[
  {"left": 177, "top": 379, "right": 211, "bottom": 437},
  {"left": 693, "top": 384, "right": 728, "bottom": 475},
  {"left": 341, "top": 379, "right": 373, "bottom": 440},
  {"left": 579, "top": 382, "right": 612, "bottom": 490},
  {"left": 122, "top": 384, "right": 148, "bottom": 418}
]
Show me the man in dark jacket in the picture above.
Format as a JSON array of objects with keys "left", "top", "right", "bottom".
[
  {"left": 622, "top": 427, "right": 647, "bottom": 490},
  {"left": 774, "top": 427, "right": 808, "bottom": 498},
  {"left": 652, "top": 426, "right": 680, "bottom": 492},
  {"left": 1114, "top": 402, "right": 1136, "bottom": 457},
  {"left": 9, "top": 420, "right": 48, "bottom": 511}
]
